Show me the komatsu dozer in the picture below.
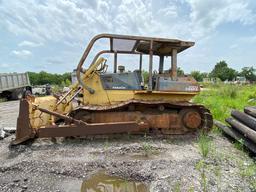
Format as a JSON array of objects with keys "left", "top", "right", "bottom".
[{"left": 13, "top": 34, "right": 213, "bottom": 145}]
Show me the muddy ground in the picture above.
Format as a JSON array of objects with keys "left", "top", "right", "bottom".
[{"left": 0, "top": 101, "right": 255, "bottom": 192}]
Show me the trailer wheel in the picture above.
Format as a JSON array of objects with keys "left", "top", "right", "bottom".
[{"left": 11, "top": 88, "right": 23, "bottom": 100}]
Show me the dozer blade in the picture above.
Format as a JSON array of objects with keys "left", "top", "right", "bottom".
[
  {"left": 12, "top": 99, "right": 36, "bottom": 145},
  {"left": 36, "top": 122, "right": 144, "bottom": 138},
  {"left": 12, "top": 99, "right": 147, "bottom": 145}
]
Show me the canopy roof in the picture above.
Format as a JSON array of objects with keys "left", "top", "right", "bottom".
[{"left": 94, "top": 34, "right": 195, "bottom": 56}]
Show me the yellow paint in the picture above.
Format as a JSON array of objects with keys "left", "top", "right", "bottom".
[
  {"left": 27, "top": 57, "right": 199, "bottom": 129},
  {"left": 83, "top": 72, "right": 110, "bottom": 105},
  {"left": 82, "top": 72, "right": 197, "bottom": 105},
  {"left": 29, "top": 96, "right": 73, "bottom": 128}
]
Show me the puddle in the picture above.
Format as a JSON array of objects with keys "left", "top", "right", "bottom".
[
  {"left": 129, "top": 154, "right": 156, "bottom": 160},
  {"left": 81, "top": 172, "right": 149, "bottom": 192}
]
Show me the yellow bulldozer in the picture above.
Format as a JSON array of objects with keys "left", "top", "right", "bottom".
[{"left": 13, "top": 34, "right": 213, "bottom": 145}]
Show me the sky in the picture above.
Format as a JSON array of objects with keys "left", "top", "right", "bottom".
[{"left": 0, "top": 0, "right": 256, "bottom": 74}]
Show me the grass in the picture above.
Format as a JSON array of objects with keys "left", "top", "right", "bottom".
[
  {"left": 195, "top": 160, "right": 208, "bottom": 192},
  {"left": 141, "top": 142, "right": 153, "bottom": 157},
  {"left": 234, "top": 138, "right": 245, "bottom": 151},
  {"left": 198, "top": 132, "right": 212, "bottom": 158},
  {"left": 239, "top": 161, "right": 256, "bottom": 191},
  {"left": 214, "top": 165, "right": 222, "bottom": 192},
  {"left": 196, "top": 132, "right": 213, "bottom": 192},
  {"left": 240, "top": 163, "right": 256, "bottom": 178},
  {"left": 103, "top": 139, "right": 110, "bottom": 150},
  {"left": 194, "top": 84, "right": 256, "bottom": 122},
  {"left": 188, "top": 186, "right": 195, "bottom": 192},
  {"left": 194, "top": 84, "right": 256, "bottom": 190},
  {"left": 173, "top": 181, "right": 181, "bottom": 192}
]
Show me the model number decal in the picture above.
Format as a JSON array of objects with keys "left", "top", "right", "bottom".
[
  {"left": 112, "top": 86, "right": 126, "bottom": 89},
  {"left": 185, "top": 86, "right": 199, "bottom": 91}
]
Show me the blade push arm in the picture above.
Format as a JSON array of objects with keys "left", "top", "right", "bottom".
[{"left": 78, "top": 57, "right": 107, "bottom": 94}]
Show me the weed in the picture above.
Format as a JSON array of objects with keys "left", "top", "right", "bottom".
[
  {"left": 103, "top": 139, "right": 110, "bottom": 150},
  {"left": 248, "top": 90, "right": 256, "bottom": 100},
  {"left": 198, "top": 132, "right": 211, "bottom": 158},
  {"left": 126, "top": 132, "right": 131, "bottom": 140},
  {"left": 221, "top": 86, "right": 238, "bottom": 98},
  {"left": 234, "top": 139, "right": 244, "bottom": 151},
  {"left": 124, "top": 180, "right": 129, "bottom": 192},
  {"left": 211, "top": 125, "right": 222, "bottom": 135},
  {"left": 144, "top": 132, "right": 147, "bottom": 139},
  {"left": 239, "top": 161, "right": 256, "bottom": 191},
  {"left": 195, "top": 160, "right": 208, "bottom": 192},
  {"left": 173, "top": 181, "right": 181, "bottom": 192},
  {"left": 240, "top": 163, "right": 256, "bottom": 178},
  {"left": 141, "top": 142, "right": 153, "bottom": 157},
  {"left": 188, "top": 185, "right": 195, "bottom": 192},
  {"left": 214, "top": 165, "right": 222, "bottom": 192}
]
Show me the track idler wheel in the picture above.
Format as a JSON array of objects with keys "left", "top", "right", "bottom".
[{"left": 180, "top": 109, "right": 202, "bottom": 129}]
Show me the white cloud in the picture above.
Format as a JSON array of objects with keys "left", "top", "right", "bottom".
[
  {"left": 0, "top": 0, "right": 184, "bottom": 42},
  {"left": 187, "top": 0, "right": 256, "bottom": 38},
  {"left": 18, "top": 40, "right": 43, "bottom": 47},
  {"left": 11, "top": 50, "right": 32, "bottom": 58},
  {"left": 0, "top": 0, "right": 256, "bottom": 73},
  {"left": 0, "top": 63, "right": 9, "bottom": 68},
  {"left": 157, "top": 5, "right": 178, "bottom": 18},
  {"left": 0, "top": 0, "right": 113, "bottom": 43},
  {"left": 0, "top": 0, "right": 255, "bottom": 42},
  {"left": 230, "top": 44, "right": 238, "bottom": 49},
  {"left": 240, "top": 35, "right": 256, "bottom": 43}
]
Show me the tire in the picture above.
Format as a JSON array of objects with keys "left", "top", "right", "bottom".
[
  {"left": 1, "top": 91, "right": 12, "bottom": 100},
  {"left": 11, "top": 88, "right": 24, "bottom": 100}
]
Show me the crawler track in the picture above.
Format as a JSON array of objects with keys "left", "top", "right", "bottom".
[
  {"left": 13, "top": 100, "right": 213, "bottom": 145},
  {"left": 70, "top": 100, "right": 213, "bottom": 135}
]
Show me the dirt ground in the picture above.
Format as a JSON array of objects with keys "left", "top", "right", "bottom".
[{"left": 0, "top": 101, "right": 255, "bottom": 192}]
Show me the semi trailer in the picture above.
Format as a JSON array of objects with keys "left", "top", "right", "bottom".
[{"left": 0, "top": 72, "right": 31, "bottom": 100}]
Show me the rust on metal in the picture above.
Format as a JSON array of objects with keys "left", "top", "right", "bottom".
[
  {"left": 181, "top": 109, "right": 202, "bottom": 129},
  {"left": 11, "top": 99, "right": 35, "bottom": 145},
  {"left": 72, "top": 99, "right": 197, "bottom": 112},
  {"left": 13, "top": 98, "right": 212, "bottom": 145},
  {"left": 70, "top": 100, "right": 213, "bottom": 133},
  {"left": 37, "top": 122, "right": 142, "bottom": 138},
  {"left": 35, "top": 105, "right": 88, "bottom": 126}
]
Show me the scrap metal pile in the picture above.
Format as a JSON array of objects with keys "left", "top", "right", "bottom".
[
  {"left": 215, "top": 106, "right": 256, "bottom": 154},
  {"left": 0, "top": 127, "right": 16, "bottom": 140}
]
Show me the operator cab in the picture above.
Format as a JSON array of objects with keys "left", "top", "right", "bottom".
[
  {"left": 100, "top": 65, "right": 143, "bottom": 90},
  {"left": 77, "top": 34, "right": 199, "bottom": 93}
]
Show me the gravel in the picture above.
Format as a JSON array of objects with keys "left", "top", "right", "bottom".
[{"left": 0, "top": 101, "right": 255, "bottom": 192}]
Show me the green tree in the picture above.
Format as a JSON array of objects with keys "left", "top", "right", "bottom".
[
  {"left": 239, "top": 67, "right": 256, "bottom": 82},
  {"left": 191, "top": 71, "right": 203, "bottom": 82},
  {"left": 210, "top": 61, "right": 237, "bottom": 81},
  {"left": 28, "top": 71, "right": 71, "bottom": 86},
  {"left": 177, "top": 67, "right": 184, "bottom": 76},
  {"left": 191, "top": 71, "right": 207, "bottom": 82}
]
